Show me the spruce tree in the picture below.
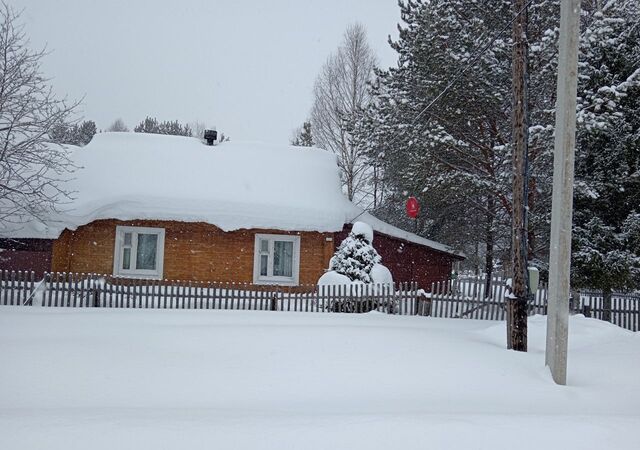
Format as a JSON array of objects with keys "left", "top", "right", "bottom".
[
  {"left": 352, "top": 0, "right": 533, "bottom": 275},
  {"left": 330, "top": 228, "right": 381, "bottom": 283},
  {"left": 352, "top": 0, "right": 640, "bottom": 287},
  {"left": 571, "top": 0, "right": 640, "bottom": 315}
]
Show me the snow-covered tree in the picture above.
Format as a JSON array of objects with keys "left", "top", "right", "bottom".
[
  {"left": 50, "top": 120, "right": 96, "bottom": 146},
  {"left": 318, "top": 222, "right": 393, "bottom": 312},
  {"left": 352, "top": 0, "right": 538, "bottom": 279},
  {"left": 571, "top": 0, "right": 640, "bottom": 314},
  {"left": 134, "top": 116, "right": 192, "bottom": 136},
  {"left": 77, "top": 120, "right": 97, "bottom": 144},
  {"left": 0, "top": 3, "right": 78, "bottom": 228},
  {"left": 328, "top": 223, "right": 381, "bottom": 283},
  {"left": 189, "top": 121, "right": 207, "bottom": 141},
  {"left": 311, "top": 23, "right": 377, "bottom": 203},
  {"left": 351, "top": 0, "right": 639, "bottom": 288},
  {"left": 290, "top": 121, "right": 314, "bottom": 147},
  {"left": 107, "top": 118, "right": 129, "bottom": 132}
]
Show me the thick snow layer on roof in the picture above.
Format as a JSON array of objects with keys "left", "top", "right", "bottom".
[
  {"left": 5, "top": 133, "right": 346, "bottom": 237},
  {"left": 2, "top": 132, "right": 461, "bottom": 257}
]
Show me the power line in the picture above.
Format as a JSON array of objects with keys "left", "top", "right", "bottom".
[{"left": 382, "top": 0, "right": 537, "bottom": 150}]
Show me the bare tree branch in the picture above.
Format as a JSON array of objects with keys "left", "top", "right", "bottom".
[
  {"left": 311, "top": 23, "right": 377, "bottom": 203},
  {"left": 0, "top": 2, "right": 78, "bottom": 231}
]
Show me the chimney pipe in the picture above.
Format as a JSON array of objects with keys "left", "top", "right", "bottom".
[{"left": 204, "top": 129, "right": 217, "bottom": 146}]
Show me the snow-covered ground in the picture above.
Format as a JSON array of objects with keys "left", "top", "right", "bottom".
[{"left": 0, "top": 307, "right": 638, "bottom": 450}]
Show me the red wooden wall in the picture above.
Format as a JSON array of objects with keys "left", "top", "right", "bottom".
[
  {"left": 334, "top": 226, "right": 461, "bottom": 291},
  {"left": 0, "top": 239, "right": 53, "bottom": 278}
]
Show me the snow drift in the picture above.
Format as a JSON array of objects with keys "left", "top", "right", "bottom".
[{"left": 0, "top": 308, "right": 637, "bottom": 450}]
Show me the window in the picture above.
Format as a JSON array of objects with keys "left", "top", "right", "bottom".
[
  {"left": 253, "top": 234, "right": 300, "bottom": 285},
  {"left": 113, "top": 226, "right": 165, "bottom": 279}
]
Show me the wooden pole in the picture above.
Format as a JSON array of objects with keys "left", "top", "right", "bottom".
[
  {"left": 546, "top": 0, "right": 581, "bottom": 386},
  {"left": 509, "top": 0, "right": 530, "bottom": 352}
]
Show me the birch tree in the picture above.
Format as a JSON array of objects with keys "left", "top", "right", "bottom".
[
  {"left": 0, "top": 3, "right": 78, "bottom": 228},
  {"left": 311, "top": 23, "right": 377, "bottom": 203}
]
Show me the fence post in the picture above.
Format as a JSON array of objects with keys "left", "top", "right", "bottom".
[
  {"left": 569, "top": 290, "right": 579, "bottom": 314},
  {"left": 581, "top": 304, "right": 592, "bottom": 318},
  {"left": 92, "top": 275, "right": 100, "bottom": 307},
  {"left": 416, "top": 291, "right": 431, "bottom": 316},
  {"left": 270, "top": 292, "right": 278, "bottom": 311}
]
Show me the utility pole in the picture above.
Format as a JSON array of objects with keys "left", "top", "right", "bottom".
[
  {"left": 546, "top": 0, "right": 581, "bottom": 386},
  {"left": 508, "top": 0, "right": 530, "bottom": 352}
]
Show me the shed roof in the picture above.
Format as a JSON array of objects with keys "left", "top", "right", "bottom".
[{"left": 2, "top": 132, "right": 463, "bottom": 258}]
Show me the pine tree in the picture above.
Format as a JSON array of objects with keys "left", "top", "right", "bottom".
[
  {"left": 134, "top": 116, "right": 160, "bottom": 134},
  {"left": 352, "top": 0, "right": 536, "bottom": 276},
  {"left": 49, "top": 120, "right": 96, "bottom": 146},
  {"left": 351, "top": 0, "right": 640, "bottom": 286},
  {"left": 77, "top": 120, "right": 97, "bottom": 145},
  {"left": 49, "top": 123, "right": 75, "bottom": 145},
  {"left": 290, "top": 121, "right": 314, "bottom": 147},
  {"left": 134, "top": 116, "right": 192, "bottom": 136}
]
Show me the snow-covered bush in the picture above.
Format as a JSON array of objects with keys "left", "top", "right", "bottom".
[
  {"left": 327, "top": 221, "right": 381, "bottom": 283},
  {"left": 370, "top": 263, "right": 393, "bottom": 285},
  {"left": 318, "top": 222, "right": 394, "bottom": 312}
]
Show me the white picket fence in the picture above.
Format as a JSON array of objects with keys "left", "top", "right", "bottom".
[
  {"left": 429, "top": 276, "right": 639, "bottom": 331},
  {"left": 1, "top": 271, "right": 638, "bottom": 331},
  {"left": 0, "top": 271, "right": 425, "bottom": 315},
  {"left": 428, "top": 276, "right": 548, "bottom": 321}
]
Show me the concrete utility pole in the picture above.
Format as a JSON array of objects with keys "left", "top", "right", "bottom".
[
  {"left": 508, "top": 0, "right": 530, "bottom": 352},
  {"left": 546, "top": 0, "right": 581, "bottom": 386}
]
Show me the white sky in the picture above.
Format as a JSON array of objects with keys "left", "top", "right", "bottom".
[{"left": 14, "top": 0, "right": 400, "bottom": 144}]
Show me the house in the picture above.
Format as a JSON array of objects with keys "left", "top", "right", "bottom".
[{"left": 0, "top": 132, "right": 463, "bottom": 288}]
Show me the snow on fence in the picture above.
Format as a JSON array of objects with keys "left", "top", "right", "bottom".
[
  {"left": 429, "top": 277, "right": 549, "bottom": 321},
  {"left": 429, "top": 276, "right": 639, "bottom": 331},
  {"left": 1, "top": 271, "right": 638, "bottom": 331},
  {"left": 0, "top": 271, "right": 425, "bottom": 316},
  {"left": 578, "top": 291, "right": 640, "bottom": 331}
]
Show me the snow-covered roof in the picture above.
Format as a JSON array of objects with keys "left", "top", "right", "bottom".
[
  {"left": 2, "top": 132, "right": 462, "bottom": 258},
  {"left": 355, "top": 212, "right": 464, "bottom": 258}
]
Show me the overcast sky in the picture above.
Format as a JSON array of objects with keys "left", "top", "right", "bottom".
[{"left": 14, "top": 0, "right": 401, "bottom": 144}]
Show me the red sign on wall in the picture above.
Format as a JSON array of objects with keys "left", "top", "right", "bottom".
[{"left": 406, "top": 196, "right": 420, "bottom": 219}]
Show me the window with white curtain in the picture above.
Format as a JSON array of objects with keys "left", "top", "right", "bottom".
[
  {"left": 253, "top": 234, "right": 300, "bottom": 285},
  {"left": 113, "top": 226, "right": 165, "bottom": 279}
]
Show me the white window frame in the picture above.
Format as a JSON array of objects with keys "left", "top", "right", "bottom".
[
  {"left": 113, "top": 226, "right": 165, "bottom": 279},
  {"left": 253, "top": 233, "right": 300, "bottom": 286}
]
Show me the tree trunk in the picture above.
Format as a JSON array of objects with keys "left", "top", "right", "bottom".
[
  {"left": 372, "top": 166, "right": 378, "bottom": 209},
  {"left": 484, "top": 196, "right": 495, "bottom": 298},
  {"left": 509, "top": 0, "right": 530, "bottom": 352},
  {"left": 602, "top": 286, "right": 612, "bottom": 322},
  {"left": 474, "top": 240, "right": 480, "bottom": 277},
  {"left": 527, "top": 176, "right": 537, "bottom": 259}
]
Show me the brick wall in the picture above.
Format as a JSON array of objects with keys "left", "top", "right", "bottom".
[{"left": 52, "top": 219, "right": 334, "bottom": 285}]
